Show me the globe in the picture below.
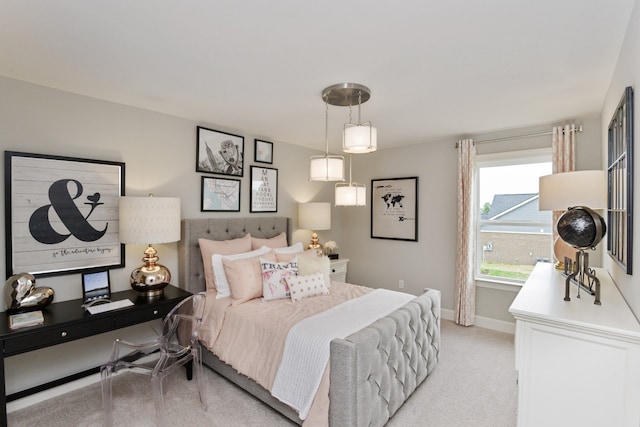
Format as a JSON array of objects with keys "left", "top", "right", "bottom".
[{"left": 557, "top": 206, "right": 607, "bottom": 249}]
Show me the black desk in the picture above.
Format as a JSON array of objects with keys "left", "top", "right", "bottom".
[{"left": 0, "top": 284, "right": 190, "bottom": 425}]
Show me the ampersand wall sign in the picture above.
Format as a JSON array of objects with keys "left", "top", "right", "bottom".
[{"left": 5, "top": 152, "right": 125, "bottom": 277}]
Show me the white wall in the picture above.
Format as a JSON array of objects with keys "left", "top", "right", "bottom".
[
  {"left": 602, "top": 0, "right": 640, "bottom": 317},
  {"left": 339, "top": 117, "right": 603, "bottom": 329}
]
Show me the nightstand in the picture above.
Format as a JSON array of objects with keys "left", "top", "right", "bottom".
[{"left": 330, "top": 258, "right": 349, "bottom": 282}]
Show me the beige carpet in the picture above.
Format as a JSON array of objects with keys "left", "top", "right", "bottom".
[{"left": 7, "top": 320, "right": 517, "bottom": 427}]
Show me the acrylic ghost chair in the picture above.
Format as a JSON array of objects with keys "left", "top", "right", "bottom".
[{"left": 100, "top": 293, "right": 207, "bottom": 427}]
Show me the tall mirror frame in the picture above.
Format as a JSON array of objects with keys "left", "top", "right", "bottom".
[{"left": 607, "top": 86, "right": 634, "bottom": 274}]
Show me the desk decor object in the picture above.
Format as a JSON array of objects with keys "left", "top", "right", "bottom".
[
  {"left": 8, "top": 311, "right": 44, "bottom": 329},
  {"left": 5, "top": 151, "right": 125, "bottom": 277},
  {"left": 539, "top": 170, "right": 607, "bottom": 304},
  {"left": 119, "top": 196, "right": 181, "bottom": 297},
  {"left": 4, "top": 273, "right": 54, "bottom": 313}
]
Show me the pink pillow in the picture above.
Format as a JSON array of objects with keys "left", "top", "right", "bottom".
[
  {"left": 251, "top": 232, "right": 287, "bottom": 250},
  {"left": 199, "top": 234, "right": 252, "bottom": 291},
  {"left": 286, "top": 272, "right": 330, "bottom": 302},
  {"left": 223, "top": 251, "right": 277, "bottom": 305}
]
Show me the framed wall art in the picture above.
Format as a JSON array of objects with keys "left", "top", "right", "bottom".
[
  {"left": 201, "top": 176, "right": 241, "bottom": 212},
  {"left": 250, "top": 166, "right": 278, "bottom": 212},
  {"left": 371, "top": 176, "right": 419, "bottom": 241},
  {"left": 4, "top": 151, "right": 125, "bottom": 277},
  {"left": 607, "top": 85, "right": 634, "bottom": 274},
  {"left": 196, "top": 126, "right": 244, "bottom": 176},
  {"left": 254, "top": 139, "right": 273, "bottom": 164}
]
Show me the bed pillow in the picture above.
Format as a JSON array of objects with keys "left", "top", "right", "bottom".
[
  {"left": 276, "top": 246, "right": 313, "bottom": 263},
  {"left": 223, "top": 251, "right": 277, "bottom": 305},
  {"left": 199, "top": 234, "right": 252, "bottom": 292},
  {"left": 286, "top": 272, "right": 330, "bottom": 302},
  {"left": 298, "top": 253, "right": 332, "bottom": 288},
  {"left": 212, "top": 246, "right": 272, "bottom": 298},
  {"left": 251, "top": 232, "right": 287, "bottom": 250},
  {"left": 260, "top": 257, "right": 298, "bottom": 301}
]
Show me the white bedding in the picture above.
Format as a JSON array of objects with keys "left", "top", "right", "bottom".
[{"left": 271, "top": 289, "right": 415, "bottom": 419}]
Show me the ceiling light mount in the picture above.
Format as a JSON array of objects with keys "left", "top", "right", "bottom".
[{"left": 321, "top": 83, "right": 371, "bottom": 107}]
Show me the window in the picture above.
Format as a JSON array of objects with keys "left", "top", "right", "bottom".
[{"left": 476, "top": 148, "right": 552, "bottom": 284}]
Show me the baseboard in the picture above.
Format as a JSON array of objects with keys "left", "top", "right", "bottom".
[
  {"left": 7, "top": 372, "right": 102, "bottom": 413},
  {"left": 441, "top": 308, "right": 515, "bottom": 334}
]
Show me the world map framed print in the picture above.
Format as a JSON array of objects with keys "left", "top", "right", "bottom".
[
  {"left": 371, "top": 176, "right": 418, "bottom": 241},
  {"left": 201, "top": 176, "right": 241, "bottom": 212},
  {"left": 5, "top": 151, "right": 125, "bottom": 277}
]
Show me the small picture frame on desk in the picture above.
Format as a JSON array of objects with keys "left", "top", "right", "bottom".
[{"left": 82, "top": 269, "right": 111, "bottom": 305}]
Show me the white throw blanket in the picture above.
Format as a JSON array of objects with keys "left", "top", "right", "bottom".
[{"left": 271, "top": 289, "right": 415, "bottom": 420}]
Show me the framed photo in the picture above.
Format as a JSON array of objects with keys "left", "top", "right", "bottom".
[
  {"left": 5, "top": 151, "right": 125, "bottom": 277},
  {"left": 201, "top": 176, "right": 241, "bottom": 212},
  {"left": 371, "top": 177, "right": 419, "bottom": 241},
  {"left": 196, "top": 126, "right": 244, "bottom": 176},
  {"left": 250, "top": 166, "right": 278, "bottom": 213},
  {"left": 254, "top": 139, "right": 273, "bottom": 164},
  {"left": 607, "top": 86, "right": 634, "bottom": 274}
]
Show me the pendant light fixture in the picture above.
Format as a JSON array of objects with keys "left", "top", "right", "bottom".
[
  {"left": 309, "top": 98, "right": 345, "bottom": 181},
  {"left": 320, "top": 83, "right": 377, "bottom": 154},
  {"left": 335, "top": 154, "right": 367, "bottom": 206}
]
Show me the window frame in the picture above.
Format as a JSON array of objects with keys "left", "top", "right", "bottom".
[{"left": 475, "top": 148, "right": 553, "bottom": 285}]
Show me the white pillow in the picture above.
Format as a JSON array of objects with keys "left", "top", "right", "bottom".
[
  {"left": 260, "top": 257, "right": 298, "bottom": 301},
  {"left": 298, "top": 253, "right": 331, "bottom": 288},
  {"left": 286, "top": 272, "right": 330, "bottom": 302},
  {"left": 274, "top": 242, "right": 304, "bottom": 255},
  {"left": 213, "top": 246, "right": 272, "bottom": 298}
]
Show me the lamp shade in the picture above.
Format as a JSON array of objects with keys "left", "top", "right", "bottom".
[
  {"left": 309, "top": 155, "right": 345, "bottom": 181},
  {"left": 298, "top": 202, "right": 331, "bottom": 230},
  {"left": 119, "top": 196, "right": 181, "bottom": 244},
  {"left": 343, "top": 123, "right": 377, "bottom": 153},
  {"left": 538, "top": 170, "right": 607, "bottom": 211},
  {"left": 335, "top": 183, "right": 366, "bottom": 206}
]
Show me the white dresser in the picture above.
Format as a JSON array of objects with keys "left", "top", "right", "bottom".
[
  {"left": 329, "top": 258, "right": 349, "bottom": 282},
  {"left": 509, "top": 262, "right": 640, "bottom": 427}
]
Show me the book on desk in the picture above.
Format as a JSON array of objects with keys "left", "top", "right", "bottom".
[{"left": 8, "top": 311, "right": 44, "bottom": 329}]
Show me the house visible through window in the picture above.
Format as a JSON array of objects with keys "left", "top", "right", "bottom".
[{"left": 476, "top": 148, "right": 552, "bottom": 284}]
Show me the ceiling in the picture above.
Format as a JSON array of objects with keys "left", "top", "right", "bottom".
[{"left": 0, "top": 1, "right": 635, "bottom": 152}]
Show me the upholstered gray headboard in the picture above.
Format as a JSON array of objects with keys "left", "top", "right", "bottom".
[{"left": 177, "top": 217, "right": 290, "bottom": 294}]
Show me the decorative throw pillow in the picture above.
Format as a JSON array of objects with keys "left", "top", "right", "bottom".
[
  {"left": 199, "top": 234, "right": 252, "bottom": 292},
  {"left": 212, "top": 246, "right": 272, "bottom": 298},
  {"left": 223, "top": 251, "right": 277, "bottom": 305},
  {"left": 251, "top": 232, "right": 287, "bottom": 250},
  {"left": 286, "top": 272, "right": 330, "bottom": 302},
  {"left": 298, "top": 253, "right": 332, "bottom": 288},
  {"left": 260, "top": 257, "right": 298, "bottom": 301}
]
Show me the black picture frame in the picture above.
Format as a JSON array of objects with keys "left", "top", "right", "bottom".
[
  {"left": 5, "top": 151, "right": 125, "bottom": 277},
  {"left": 254, "top": 139, "right": 273, "bottom": 164},
  {"left": 607, "top": 86, "right": 634, "bottom": 274},
  {"left": 371, "top": 177, "right": 419, "bottom": 241},
  {"left": 196, "top": 126, "right": 244, "bottom": 176},
  {"left": 250, "top": 166, "right": 278, "bottom": 213},
  {"left": 200, "top": 176, "right": 241, "bottom": 212}
]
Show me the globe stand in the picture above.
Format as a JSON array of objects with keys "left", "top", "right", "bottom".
[{"left": 564, "top": 250, "right": 601, "bottom": 305}]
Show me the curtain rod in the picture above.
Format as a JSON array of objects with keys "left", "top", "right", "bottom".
[{"left": 455, "top": 125, "right": 583, "bottom": 148}]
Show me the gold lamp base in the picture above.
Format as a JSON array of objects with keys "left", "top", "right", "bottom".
[
  {"left": 305, "top": 232, "right": 324, "bottom": 255},
  {"left": 130, "top": 244, "right": 170, "bottom": 297}
]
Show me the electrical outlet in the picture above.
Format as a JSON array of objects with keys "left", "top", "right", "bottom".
[{"left": 398, "top": 279, "right": 404, "bottom": 289}]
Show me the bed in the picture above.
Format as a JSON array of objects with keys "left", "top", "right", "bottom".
[{"left": 178, "top": 217, "right": 440, "bottom": 426}]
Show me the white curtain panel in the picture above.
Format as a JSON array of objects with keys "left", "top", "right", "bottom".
[
  {"left": 455, "top": 139, "right": 477, "bottom": 326},
  {"left": 551, "top": 125, "right": 577, "bottom": 245}
]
